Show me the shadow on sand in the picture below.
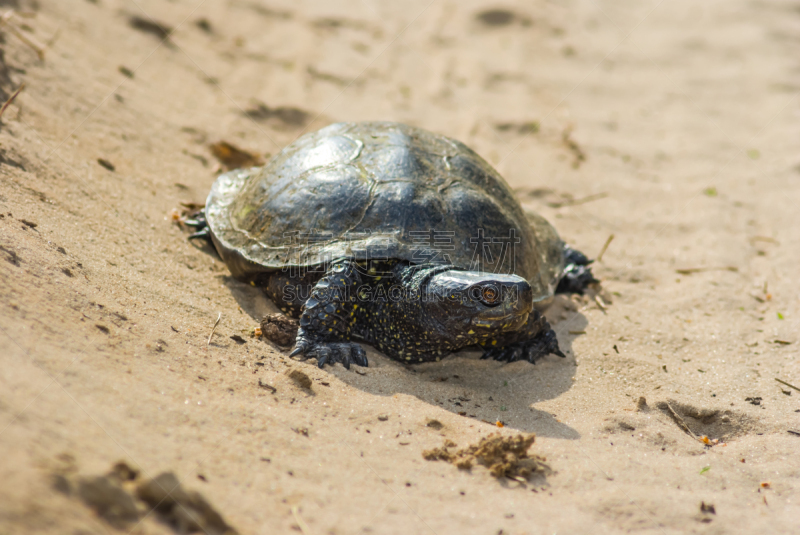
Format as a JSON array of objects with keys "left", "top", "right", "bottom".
[{"left": 224, "top": 276, "right": 588, "bottom": 439}]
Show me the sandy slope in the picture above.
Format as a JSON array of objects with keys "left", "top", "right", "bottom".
[{"left": 1, "top": 0, "right": 799, "bottom": 533}]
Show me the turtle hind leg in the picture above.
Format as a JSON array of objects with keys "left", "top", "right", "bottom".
[
  {"left": 480, "top": 310, "right": 565, "bottom": 364},
  {"left": 188, "top": 227, "right": 211, "bottom": 241},
  {"left": 556, "top": 245, "right": 598, "bottom": 295},
  {"left": 261, "top": 269, "right": 323, "bottom": 318},
  {"left": 184, "top": 209, "right": 215, "bottom": 246}
]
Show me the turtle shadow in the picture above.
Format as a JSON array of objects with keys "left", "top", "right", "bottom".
[
  {"left": 222, "top": 278, "right": 588, "bottom": 439},
  {"left": 220, "top": 276, "right": 277, "bottom": 321},
  {"left": 328, "top": 307, "right": 588, "bottom": 440}
]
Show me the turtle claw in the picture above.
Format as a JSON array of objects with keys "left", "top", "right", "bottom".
[
  {"left": 188, "top": 228, "right": 211, "bottom": 240},
  {"left": 184, "top": 209, "right": 208, "bottom": 230},
  {"left": 482, "top": 323, "right": 565, "bottom": 364},
  {"left": 289, "top": 344, "right": 307, "bottom": 358},
  {"left": 290, "top": 341, "right": 368, "bottom": 369}
]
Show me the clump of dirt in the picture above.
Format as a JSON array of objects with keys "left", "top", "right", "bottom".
[
  {"left": 423, "top": 433, "right": 548, "bottom": 480},
  {"left": 287, "top": 368, "right": 313, "bottom": 390},
  {"left": 261, "top": 313, "right": 299, "bottom": 347},
  {"left": 57, "top": 461, "right": 237, "bottom": 534}
]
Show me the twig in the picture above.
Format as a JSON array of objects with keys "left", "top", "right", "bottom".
[
  {"left": 675, "top": 266, "right": 738, "bottom": 275},
  {"left": 593, "top": 294, "right": 607, "bottom": 314},
  {"left": 258, "top": 379, "right": 277, "bottom": 393},
  {"left": 547, "top": 192, "right": 607, "bottom": 208},
  {"left": 207, "top": 313, "right": 221, "bottom": 345},
  {"left": 0, "top": 83, "right": 24, "bottom": 119},
  {"left": 45, "top": 28, "right": 61, "bottom": 49},
  {"left": 562, "top": 126, "right": 586, "bottom": 169},
  {"left": 662, "top": 402, "right": 697, "bottom": 440},
  {"left": 788, "top": 430, "right": 800, "bottom": 437},
  {"left": 291, "top": 505, "right": 312, "bottom": 535},
  {"left": 775, "top": 378, "right": 800, "bottom": 393},
  {"left": 1, "top": 10, "right": 47, "bottom": 60},
  {"left": 596, "top": 234, "right": 614, "bottom": 262},
  {"left": 749, "top": 236, "right": 778, "bottom": 245}
]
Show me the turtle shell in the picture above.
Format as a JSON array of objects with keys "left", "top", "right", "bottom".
[{"left": 205, "top": 121, "right": 566, "bottom": 303}]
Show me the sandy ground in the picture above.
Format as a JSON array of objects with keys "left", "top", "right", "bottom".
[{"left": 1, "top": 0, "right": 799, "bottom": 533}]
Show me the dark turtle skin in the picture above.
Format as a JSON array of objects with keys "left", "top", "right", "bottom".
[{"left": 188, "top": 121, "right": 595, "bottom": 368}]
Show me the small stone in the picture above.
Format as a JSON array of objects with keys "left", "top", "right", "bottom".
[
  {"left": 287, "top": 369, "right": 312, "bottom": 390},
  {"left": 426, "top": 419, "right": 444, "bottom": 430}
]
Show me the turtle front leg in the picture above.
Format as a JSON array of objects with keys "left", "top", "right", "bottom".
[
  {"left": 289, "top": 259, "right": 368, "bottom": 369},
  {"left": 480, "top": 310, "right": 565, "bottom": 364}
]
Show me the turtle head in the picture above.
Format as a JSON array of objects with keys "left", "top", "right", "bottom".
[{"left": 423, "top": 270, "right": 533, "bottom": 343}]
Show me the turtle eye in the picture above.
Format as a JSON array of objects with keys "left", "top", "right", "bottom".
[{"left": 480, "top": 285, "right": 501, "bottom": 306}]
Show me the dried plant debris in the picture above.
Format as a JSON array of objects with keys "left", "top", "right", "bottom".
[
  {"left": 209, "top": 141, "right": 265, "bottom": 171},
  {"left": 195, "top": 18, "right": 213, "bottom": 34},
  {"left": 423, "top": 433, "right": 548, "bottom": 480},
  {"left": 243, "top": 102, "right": 311, "bottom": 128},
  {"left": 260, "top": 313, "right": 299, "bottom": 347},
  {"left": 494, "top": 121, "right": 539, "bottom": 135},
  {"left": 97, "top": 158, "right": 115, "bottom": 171},
  {"left": 562, "top": 126, "right": 586, "bottom": 168},
  {"left": 0, "top": 10, "right": 47, "bottom": 60},
  {"left": 60, "top": 461, "right": 236, "bottom": 534},
  {"left": 475, "top": 9, "right": 531, "bottom": 28},
  {"left": 128, "top": 16, "right": 173, "bottom": 42},
  {"left": 547, "top": 192, "right": 607, "bottom": 209},
  {"left": 0, "top": 82, "right": 24, "bottom": 119}
]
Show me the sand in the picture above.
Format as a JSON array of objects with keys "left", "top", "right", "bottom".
[{"left": 1, "top": 0, "right": 799, "bottom": 533}]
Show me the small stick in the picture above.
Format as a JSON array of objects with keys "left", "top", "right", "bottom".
[
  {"left": 788, "top": 430, "right": 800, "bottom": 437},
  {"left": 775, "top": 378, "right": 800, "bottom": 393},
  {"left": 663, "top": 402, "right": 697, "bottom": 440},
  {"left": 596, "top": 234, "right": 614, "bottom": 262},
  {"left": 593, "top": 294, "right": 607, "bottom": 314},
  {"left": 1, "top": 10, "right": 47, "bottom": 60},
  {"left": 9, "top": 10, "right": 37, "bottom": 18},
  {"left": 258, "top": 379, "right": 277, "bottom": 393},
  {"left": 548, "top": 192, "right": 608, "bottom": 208},
  {"left": 749, "top": 236, "right": 778, "bottom": 245},
  {"left": 675, "top": 266, "right": 738, "bottom": 275},
  {"left": 291, "top": 506, "right": 312, "bottom": 535},
  {"left": 0, "top": 83, "right": 24, "bottom": 119},
  {"left": 207, "top": 313, "right": 221, "bottom": 345}
]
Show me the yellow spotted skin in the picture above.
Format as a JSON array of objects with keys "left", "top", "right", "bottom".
[{"left": 275, "top": 258, "right": 565, "bottom": 368}]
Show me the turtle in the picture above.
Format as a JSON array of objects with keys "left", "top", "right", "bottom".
[{"left": 187, "top": 121, "right": 595, "bottom": 369}]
